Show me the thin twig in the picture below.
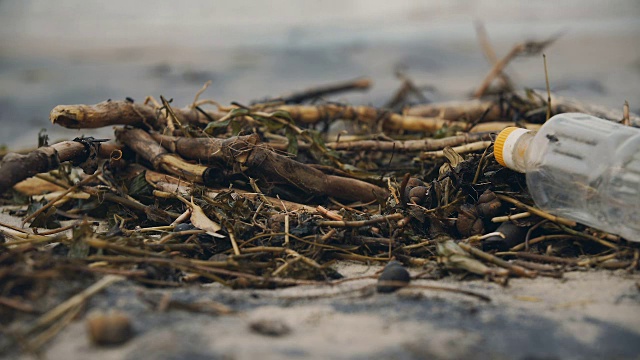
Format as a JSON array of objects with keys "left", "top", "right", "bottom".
[{"left": 318, "top": 213, "right": 404, "bottom": 228}]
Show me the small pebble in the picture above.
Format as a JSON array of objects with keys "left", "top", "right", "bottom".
[
  {"left": 86, "top": 310, "right": 133, "bottom": 346},
  {"left": 173, "top": 223, "right": 196, "bottom": 232},
  {"left": 249, "top": 319, "right": 291, "bottom": 337},
  {"left": 377, "top": 261, "right": 411, "bottom": 293}
]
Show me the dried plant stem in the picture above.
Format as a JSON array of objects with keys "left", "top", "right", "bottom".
[
  {"left": 496, "top": 251, "right": 579, "bottom": 265},
  {"left": 473, "top": 43, "right": 526, "bottom": 98},
  {"left": 491, "top": 212, "right": 531, "bottom": 223},
  {"left": 264, "top": 77, "right": 372, "bottom": 104},
  {"left": 459, "top": 242, "right": 537, "bottom": 278},
  {"left": 420, "top": 141, "right": 492, "bottom": 159},
  {"left": 269, "top": 132, "right": 494, "bottom": 153},
  {"left": 496, "top": 194, "right": 576, "bottom": 227},
  {"left": 318, "top": 213, "right": 404, "bottom": 228},
  {"left": 22, "top": 171, "right": 102, "bottom": 225},
  {"left": 510, "top": 234, "right": 576, "bottom": 251},
  {"left": 25, "top": 275, "right": 123, "bottom": 336},
  {"left": 316, "top": 206, "right": 343, "bottom": 221}
]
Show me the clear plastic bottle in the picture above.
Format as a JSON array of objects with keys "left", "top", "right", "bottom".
[{"left": 494, "top": 113, "right": 640, "bottom": 242}]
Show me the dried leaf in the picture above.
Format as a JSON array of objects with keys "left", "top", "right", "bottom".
[
  {"left": 30, "top": 205, "right": 60, "bottom": 229},
  {"left": 443, "top": 147, "right": 464, "bottom": 168},
  {"left": 189, "top": 199, "right": 225, "bottom": 238}
]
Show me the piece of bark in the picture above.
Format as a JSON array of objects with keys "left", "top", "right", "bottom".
[{"left": 0, "top": 140, "right": 119, "bottom": 195}]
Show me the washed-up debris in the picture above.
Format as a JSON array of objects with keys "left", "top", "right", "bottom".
[{"left": 1, "top": 35, "right": 639, "bottom": 356}]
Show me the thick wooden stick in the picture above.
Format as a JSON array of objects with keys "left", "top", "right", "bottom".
[
  {"left": 407, "top": 91, "right": 640, "bottom": 125},
  {"left": 272, "top": 104, "right": 466, "bottom": 132},
  {"left": 268, "top": 133, "right": 493, "bottom": 153},
  {"left": 120, "top": 129, "right": 389, "bottom": 202},
  {"left": 0, "top": 141, "right": 119, "bottom": 195},
  {"left": 51, "top": 100, "right": 223, "bottom": 129},
  {"left": 150, "top": 133, "right": 259, "bottom": 163},
  {"left": 116, "top": 128, "right": 210, "bottom": 183}
]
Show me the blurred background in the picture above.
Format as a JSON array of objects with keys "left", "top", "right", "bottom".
[{"left": 1, "top": 0, "right": 639, "bottom": 149}]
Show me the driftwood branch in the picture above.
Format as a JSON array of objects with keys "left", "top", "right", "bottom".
[
  {"left": 260, "top": 77, "right": 372, "bottom": 104},
  {"left": 269, "top": 133, "right": 494, "bottom": 153},
  {"left": 115, "top": 128, "right": 211, "bottom": 184},
  {"left": 122, "top": 130, "right": 388, "bottom": 202},
  {"left": 145, "top": 170, "right": 317, "bottom": 213},
  {"left": 52, "top": 100, "right": 467, "bottom": 134},
  {"left": 407, "top": 90, "right": 640, "bottom": 126},
  {"left": 51, "top": 100, "right": 223, "bottom": 129},
  {"left": 0, "top": 140, "right": 119, "bottom": 195},
  {"left": 271, "top": 104, "right": 466, "bottom": 132}
]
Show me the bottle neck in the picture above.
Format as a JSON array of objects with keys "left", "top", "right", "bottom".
[{"left": 502, "top": 129, "right": 535, "bottom": 173}]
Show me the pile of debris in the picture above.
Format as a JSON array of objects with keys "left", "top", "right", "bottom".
[{"left": 1, "top": 73, "right": 638, "bottom": 353}]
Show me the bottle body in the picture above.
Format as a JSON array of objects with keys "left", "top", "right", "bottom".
[{"left": 499, "top": 113, "right": 640, "bottom": 241}]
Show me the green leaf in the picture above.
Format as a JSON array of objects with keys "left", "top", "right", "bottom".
[
  {"left": 285, "top": 128, "right": 299, "bottom": 156},
  {"left": 269, "top": 110, "right": 294, "bottom": 122},
  {"left": 204, "top": 108, "right": 250, "bottom": 135},
  {"left": 128, "top": 172, "right": 154, "bottom": 197},
  {"left": 204, "top": 118, "right": 231, "bottom": 134}
]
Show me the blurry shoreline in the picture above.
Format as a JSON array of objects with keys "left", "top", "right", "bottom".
[{"left": 1, "top": 0, "right": 639, "bottom": 149}]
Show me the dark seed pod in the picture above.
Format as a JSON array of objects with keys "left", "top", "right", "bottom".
[
  {"left": 377, "top": 261, "right": 411, "bottom": 293},
  {"left": 249, "top": 319, "right": 291, "bottom": 337},
  {"left": 86, "top": 310, "right": 133, "bottom": 346},
  {"left": 456, "top": 204, "right": 484, "bottom": 237},
  {"left": 408, "top": 186, "right": 429, "bottom": 204},
  {"left": 406, "top": 178, "right": 425, "bottom": 188},
  {"left": 476, "top": 190, "right": 502, "bottom": 218},
  {"left": 482, "top": 221, "right": 529, "bottom": 252},
  {"left": 404, "top": 178, "right": 425, "bottom": 203}
]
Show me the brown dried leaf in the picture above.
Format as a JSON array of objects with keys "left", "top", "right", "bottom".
[{"left": 189, "top": 198, "right": 225, "bottom": 238}]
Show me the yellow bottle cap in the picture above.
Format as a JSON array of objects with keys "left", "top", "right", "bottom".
[{"left": 494, "top": 127, "right": 520, "bottom": 167}]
